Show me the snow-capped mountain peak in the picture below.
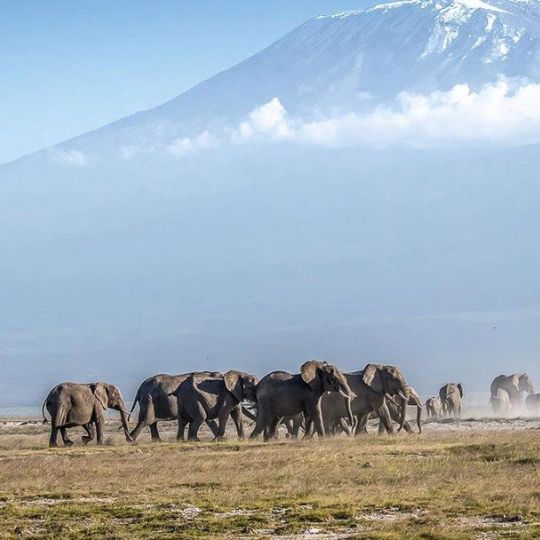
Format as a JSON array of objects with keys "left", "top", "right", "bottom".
[{"left": 6, "top": 0, "right": 540, "bottom": 165}]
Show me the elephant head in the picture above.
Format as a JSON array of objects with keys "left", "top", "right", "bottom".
[
  {"left": 300, "top": 361, "right": 353, "bottom": 396},
  {"left": 518, "top": 374, "right": 535, "bottom": 395},
  {"left": 362, "top": 364, "right": 410, "bottom": 430},
  {"left": 224, "top": 371, "right": 259, "bottom": 403},
  {"left": 301, "top": 361, "right": 356, "bottom": 427},
  {"left": 90, "top": 383, "right": 132, "bottom": 442}
]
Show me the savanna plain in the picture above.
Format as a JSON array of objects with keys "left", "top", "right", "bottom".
[{"left": 0, "top": 419, "right": 538, "bottom": 539}]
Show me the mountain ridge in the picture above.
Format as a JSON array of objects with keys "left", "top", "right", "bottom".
[{"left": 4, "top": 0, "right": 540, "bottom": 166}]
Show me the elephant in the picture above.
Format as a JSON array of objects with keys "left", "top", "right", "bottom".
[
  {"left": 439, "top": 383, "right": 463, "bottom": 417},
  {"left": 490, "top": 374, "right": 535, "bottom": 407},
  {"left": 171, "top": 370, "right": 258, "bottom": 441},
  {"left": 524, "top": 393, "right": 540, "bottom": 415},
  {"left": 42, "top": 382, "right": 131, "bottom": 447},
  {"left": 250, "top": 360, "right": 355, "bottom": 441},
  {"left": 379, "top": 384, "right": 422, "bottom": 434},
  {"left": 322, "top": 364, "right": 411, "bottom": 436},
  {"left": 129, "top": 373, "right": 193, "bottom": 442},
  {"left": 128, "top": 372, "right": 228, "bottom": 442},
  {"left": 490, "top": 388, "right": 511, "bottom": 416},
  {"left": 425, "top": 396, "right": 443, "bottom": 419}
]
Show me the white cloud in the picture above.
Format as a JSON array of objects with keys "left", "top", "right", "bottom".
[
  {"left": 233, "top": 97, "right": 292, "bottom": 141},
  {"left": 50, "top": 148, "right": 87, "bottom": 165},
  {"left": 296, "top": 80, "right": 540, "bottom": 147},
  {"left": 166, "top": 131, "right": 218, "bottom": 156},
  {"left": 164, "top": 79, "right": 540, "bottom": 157}
]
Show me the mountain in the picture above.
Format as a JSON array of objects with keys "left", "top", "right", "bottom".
[
  {"left": 1, "top": 1, "right": 540, "bottom": 406},
  {"left": 6, "top": 0, "right": 540, "bottom": 165}
]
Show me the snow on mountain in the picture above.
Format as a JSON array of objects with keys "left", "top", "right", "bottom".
[{"left": 6, "top": 0, "right": 539, "bottom": 164}]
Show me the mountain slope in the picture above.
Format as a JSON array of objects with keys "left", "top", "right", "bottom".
[{"left": 7, "top": 0, "right": 540, "bottom": 164}]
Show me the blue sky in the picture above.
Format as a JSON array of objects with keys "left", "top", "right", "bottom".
[{"left": 0, "top": 0, "right": 368, "bottom": 163}]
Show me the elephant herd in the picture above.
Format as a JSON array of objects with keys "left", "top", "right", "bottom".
[{"left": 41, "top": 362, "right": 537, "bottom": 447}]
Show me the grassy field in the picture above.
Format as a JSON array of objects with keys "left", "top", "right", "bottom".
[{"left": 0, "top": 425, "right": 538, "bottom": 539}]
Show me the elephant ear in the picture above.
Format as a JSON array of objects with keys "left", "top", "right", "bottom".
[
  {"left": 362, "top": 364, "right": 384, "bottom": 394},
  {"left": 224, "top": 371, "right": 244, "bottom": 402},
  {"left": 300, "top": 360, "right": 326, "bottom": 392},
  {"left": 91, "top": 383, "right": 108, "bottom": 410},
  {"left": 457, "top": 383, "right": 464, "bottom": 398}
]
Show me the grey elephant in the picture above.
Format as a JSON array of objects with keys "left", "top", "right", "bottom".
[
  {"left": 490, "top": 388, "right": 511, "bottom": 416},
  {"left": 524, "top": 393, "right": 540, "bottom": 415},
  {"left": 425, "top": 396, "right": 443, "bottom": 419},
  {"left": 42, "top": 382, "right": 132, "bottom": 447},
  {"left": 128, "top": 372, "right": 231, "bottom": 442},
  {"left": 380, "top": 384, "right": 422, "bottom": 434},
  {"left": 439, "top": 383, "right": 463, "bottom": 417},
  {"left": 171, "top": 370, "right": 258, "bottom": 441},
  {"left": 250, "top": 360, "right": 355, "bottom": 441},
  {"left": 129, "top": 373, "right": 194, "bottom": 442},
  {"left": 490, "top": 373, "right": 535, "bottom": 406},
  {"left": 322, "top": 364, "right": 411, "bottom": 436}
]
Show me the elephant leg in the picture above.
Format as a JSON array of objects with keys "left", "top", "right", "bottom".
[
  {"left": 149, "top": 422, "right": 162, "bottom": 443},
  {"left": 187, "top": 417, "right": 204, "bottom": 441},
  {"left": 129, "top": 421, "right": 147, "bottom": 443},
  {"left": 230, "top": 407, "right": 244, "bottom": 439},
  {"left": 82, "top": 423, "right": 95, "bottom": 445},
  {"left": 355, "top": 414, "right": 369, "bottom": 435},
  {"left": 60, "top": 427, "right": 74, "bottom": 447},
  {"left": 49, "top": 423, "right": 60, "bottom": 448},
  {"left": 250, "top": 404, "right": 269, "bottom": 440},
  {"left": 177, "top": 417, "right": 188, "bottom": 442},
  {"left": 249, "top": 417, "right": 265, "bottom": 439},
  {"left": 388, "top": 404, "right": 413, "bottom": 434},
  {"left": 283, "top": 419, "right": 294, "bottom": 438},
  {"left": 95, "top": 420, "right": 104, "bottom": 445},
  {"left": 338, "top": 417, "right": 353, "bottom": 436},
  {"left": 129, "top": 400, "right": 155, "bottom": 442},
  {"left": 293, "top": 415, "right": 304, "bottom": 438},
  {"left": 378, "top": 403, "right": 394, "bottom": 435},
  {"left": 205, "top": 419, "right": 220, "bottom": 437},
  {"left": 307, "top": 401, "right": 325, "bottom": 438},
  {"left": 267, "top": 416, "right": 281, "bottom": 441},
  {"left": 303, "top": 416, "right": 314, "bottom": 439}
]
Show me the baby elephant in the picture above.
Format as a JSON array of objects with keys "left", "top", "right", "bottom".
[
  {"left": 172, "top": 370, "right": 258, "bottom": 441},
  {"left": 425, "top": 397, "right": 443, "bottom": 419},
  {"left": 43, "top": 382, "right": 132, "bottom": 447},
  {"left": 490, "top": 388, "right": 511, "bottom": 416}
]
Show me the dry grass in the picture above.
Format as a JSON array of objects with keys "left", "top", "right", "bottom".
[{"left": 0, "top": 423, "right": 538, "bottom": 539}]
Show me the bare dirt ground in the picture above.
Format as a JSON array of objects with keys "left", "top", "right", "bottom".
[{"left": 0, "top": 415, "right": 538, "bottom": 539}]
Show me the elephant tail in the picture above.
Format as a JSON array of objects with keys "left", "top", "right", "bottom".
[
  {"left": 127, "top": 388, "right": 141, "bottom": 422},
  {"left": 41, "top": 399, "right": 49, "bottom": 424}
]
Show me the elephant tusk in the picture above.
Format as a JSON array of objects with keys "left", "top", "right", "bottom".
[{"left": 398, "top": 391, "right": 408, "bottom": 402}]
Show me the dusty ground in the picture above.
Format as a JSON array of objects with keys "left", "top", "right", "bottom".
[{"left": 0, "top": 418, "right": 538, "bottom": 539}]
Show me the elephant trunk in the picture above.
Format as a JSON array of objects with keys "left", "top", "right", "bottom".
[
  {"left": 119, "top": 408, "right": 133, "bottom": 443},
  {"left": 398, "top": 391, "right": 408, "bottom": 431},
  {"left": 337, "top": 379, "right": 356, "bottom": 430},
  {"left": 416, "top": 404, "right": 422, "bottom": 434},
  {"left": 339, "top": 390, "right": 355, "bottom": 430}
]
